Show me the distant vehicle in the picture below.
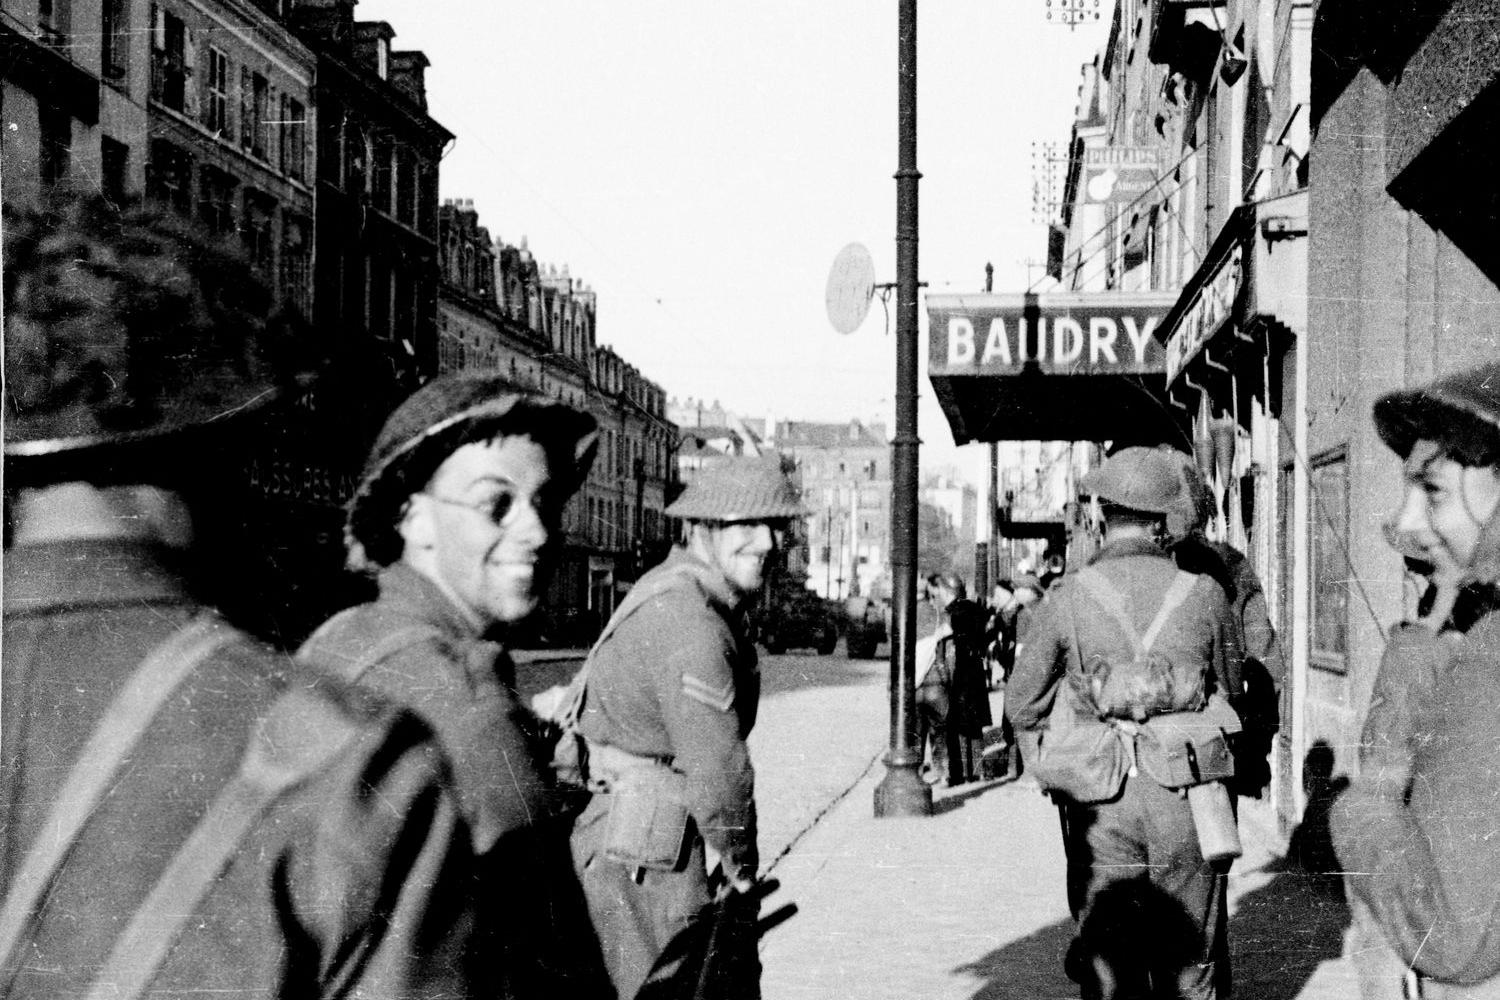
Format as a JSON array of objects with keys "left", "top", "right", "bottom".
[
  {"left": 843, "top": 596, "right": 888, "bottom": 659},
  {"left": 753, "top": 587, "right": 839, "bottom": 655}
]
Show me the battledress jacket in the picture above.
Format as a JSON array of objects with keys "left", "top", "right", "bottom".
[
  {"left": 0, "top": 539, "right": 471, "bottom": 999},
  {"left": 576, "top": 548, "right": 761, "bottom": 877},
  {"left": 1331, "top": 588, "right": 1500, "bottom": 992},
  {"left": 297, "top": 562, "right": 607, "bottom": 998},
  {"left": 1006, "top": 536, "right": 1240, "bottom": 739}
]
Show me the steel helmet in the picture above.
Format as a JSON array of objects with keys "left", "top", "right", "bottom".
[
  {"left": 346, "top": 372, "right": 598, "bottom": 571},
  {"left": 4, "top": 196, "right": 313, "bottom": 467},
  {"left": 1374, "top": 363, "right": 1500, "bottom": 466},
  {"left": 1159, "top": 446, "right": 1214, "bottom": 538},
  {"left": 665, "top": 456, "right": 803, "bottom": 522},
  {"left": 1079, "top": 445, "right": 1188, "bottom": 516}
]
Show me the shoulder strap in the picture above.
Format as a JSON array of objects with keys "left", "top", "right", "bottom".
[
  {"left": 0, "top": 615, "right": 236, "bottom": 980},
  {"left": 556, "top": 561, "right": 707, "bottom": 729},
  {"left": 1072, "top": 568, "right": 1143, "bottom": 657},
  {"left": 84, "top": 689, "right": 367, "bottom": 1000},
  {"left": 1140, "top": 571, "right": 1199, "bottom": 653},
  {"left": 1071, "top": 567, "right": 1199, "bottom": 657}
]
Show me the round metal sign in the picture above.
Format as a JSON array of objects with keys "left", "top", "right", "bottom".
[{"left": 825, "top": 242, "right": 876, "bottom": 335}]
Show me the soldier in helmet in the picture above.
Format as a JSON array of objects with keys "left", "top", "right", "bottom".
[
  {"left": 1006, "top": 446, "right": 1240, "bottom": 1000},
  {"left": 1, "top": 198, "right": 473, "bottom": 997},
  {"left": 296, "top": 371, "right": 608, "bottom": 997},
  {"left": 568, "top": 456, "right": 802, "bottom": 1000},
  {"left": 1330, "top": 364, "right": 1500, "bottom": 999}
]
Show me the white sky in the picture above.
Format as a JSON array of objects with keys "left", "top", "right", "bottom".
[{"left": 356, "top": 1, "right": 1109, "bottom": 480}]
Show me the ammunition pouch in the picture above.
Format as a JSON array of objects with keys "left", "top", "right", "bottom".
[
  {"left": 1133, "top": 692, "right": 1242, "bottom": 790},
  {"left": 592, "top": 742, "right": 693, "bottom": 872}
]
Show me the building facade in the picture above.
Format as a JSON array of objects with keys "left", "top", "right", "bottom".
[{"left": 433, "top": 198, "right": 678, "bottom": 639}]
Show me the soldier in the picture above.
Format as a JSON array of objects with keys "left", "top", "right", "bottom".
[
  {"left": 1007, "top": 446, "right": 1241, "bottom": 1000},
  {"left": 1331, "top": 364, "right": 1500, "bottom": 999},
  {"left": 0, "top": 198, "right": 472, "bottom": 997},
  {"left": 296, "top": 370, "right": 608, "bottom": 997},
  {"left": 568, "top": 456, "right": 802, "bottom": 1000},
  {"left": 1160, "top": 447, "right": 1282, "bottom": 799}
]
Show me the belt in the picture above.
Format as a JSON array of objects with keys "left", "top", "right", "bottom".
[{"left": 585, "top": 739, "right": 676, "bottom": 792}]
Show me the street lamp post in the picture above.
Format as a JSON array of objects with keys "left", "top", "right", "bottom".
[{"left": 874, "top": 0, "right": 932, "bottom": 818}]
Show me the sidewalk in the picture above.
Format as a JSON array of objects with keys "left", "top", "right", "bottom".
[{"left": 759, "top": 693, "right": 1359, "bottom": 1000}]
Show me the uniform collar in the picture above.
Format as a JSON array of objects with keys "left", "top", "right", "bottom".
[
  {"left": 1089, "top": 535, "right": 1171, "bottom": 564},
  {"left": 3, "top": 538, "right": 193, "bottom": 616},
  {"left": 659, "top": 545, "right": 744, "bottom": 611},
  {"left": 375, "top": 561, "right": 489, "bottom": 642}
]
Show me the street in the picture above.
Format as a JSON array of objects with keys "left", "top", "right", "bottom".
[{"left": 518, "top": 642, "right": 1361, "bottom": 999}]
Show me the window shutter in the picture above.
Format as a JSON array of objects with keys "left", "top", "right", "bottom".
[
  {"left": 182, "top": 27, "right": 198, "bottom": 118},
  {"left": 240, "top": 67, "right": 251, "bottom": 147}
]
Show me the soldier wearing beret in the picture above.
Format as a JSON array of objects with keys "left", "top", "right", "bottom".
[
  {"left": 297, "top": 371, "right": 608, "bottom": 997},
  {"left": 569, "top": 456, "right": 802, "bottom": 1000},
  {"left": 1, "top": 198, "right": 473, "bottom": 998}
]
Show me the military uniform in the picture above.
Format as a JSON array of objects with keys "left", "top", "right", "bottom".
[
  {"left": 299, "top": 561, "right": 606, "bottom": 998},
  {"left": 571, "top": 548, "right": 761, "bottom": 1000},
  {"left": 1008, "top": 536, "right": 1239, "bottom": 1000},
  {"left": 0, "top": 539, "right": 471, "bottom": 999}
]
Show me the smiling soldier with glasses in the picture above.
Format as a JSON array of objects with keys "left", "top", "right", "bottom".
[{"left": 297, "top": 372, "right": 610, "bottom": 998}]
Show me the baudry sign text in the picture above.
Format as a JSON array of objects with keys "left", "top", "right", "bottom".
[
  {"left": 1163, "top": 244, "right": 1243, "bottom": 384},
  {"left": 927, "top": 292, "right": 1177, "bottom": 377}
]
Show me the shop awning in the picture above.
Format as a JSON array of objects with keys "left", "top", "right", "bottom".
[
  {"left": 1156, "top": 193, "right": 1306, "bottom": 412},
  {"left": 926, "top": 291, "right": 1183, "bottom": 444}
]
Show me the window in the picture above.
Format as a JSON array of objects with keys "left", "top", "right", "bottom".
[
  {"left": 38, "top": 0, "right": 70, "bottom": 49},
  {"left": 150, "top": 5, "right": 187, "bottom": 112},
  {"left": 395, "top": 148, "right": 415, "bottom": 225},
  {"left": 241, "top": 71, "right": 268, "bottom": 158},
  {"left": 101, "top": 136, "right": 128, "bottom": 203},
  {"left": 101, "top": 0, "right": 128, "bottom": 80},
  {"left": 198, "top": 166, "right": 235, "bottom": 234},
  {"left": 242, "top": 190, "right": 275, "bottom": 274},
  {"left": 281, "top": 215, "right": 311, "bottom": 315},
  {"left": 372, "top": 135, "right": 393, "bottom": 212},
  {"left": 1310, "top": 448, "right": 1350, "bottom": 670},
  {"left": 147, "top": 139, "right": 192, "bottom": 211},
  {"left": 205, "top": 48, "right": 229, "bottom": 136},
  {"left": 281, "top": 97, "right": 306, "bottom": 181},
  {"left": 39, "top": 107, "right": 71, "bottom": 189}
]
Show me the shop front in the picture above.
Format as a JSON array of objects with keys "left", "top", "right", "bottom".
[{"left": 1155, "top": 190, "right": 1308, "bottom": 831}]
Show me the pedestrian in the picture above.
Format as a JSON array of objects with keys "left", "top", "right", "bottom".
[
  {"left": 296, "top": 370, "right": 609, "bottom": 997},
  {"left": 567, "top": 456, "right": 802, "bottom": 1000},
  {"left": 0, "top": 197, "right": 474, "bottom": 998},
  {"left": 917, "top": 574, "right": 992, "bottom": 786},
  {"left": 1007, "top": 446, "right": 1241, "bottom": 1000},
  {"left": 1330, "top": 363, "right": 1500, "bottom": 999},
  {"left": 1161, "top": 447, "right": 1283, "bottom": 798}
]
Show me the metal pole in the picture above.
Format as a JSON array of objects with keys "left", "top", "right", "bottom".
[{"left": 875, "top": 0, "right": 932, "bottom": 818}]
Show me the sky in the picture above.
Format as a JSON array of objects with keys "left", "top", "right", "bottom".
[{"left": 356, "top": 1, "right": 1110, "bottom": 480}]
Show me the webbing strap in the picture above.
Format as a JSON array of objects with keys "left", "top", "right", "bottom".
[
  {"left": 0, "top": 615, "right": 234, "bottom": 980},
  {"left": 557, "top": 561, "right": 708, "bottom": 729},
  {"left": 1073, "top": 568, "right": 1197, "bottom": 657},
  {"left": 84, "top": 705, "right": 358, "bottom": 1000}
]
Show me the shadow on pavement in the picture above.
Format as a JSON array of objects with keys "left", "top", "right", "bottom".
[
  {"left": 953, "top": 917, "right": 1077, "bottom": 1000},
  {"left": 1229, "top": 741, "right": 1351, "bottom": 999},
  {"left": 933, "top": 776, "right": 1020, "bottom": 815}
]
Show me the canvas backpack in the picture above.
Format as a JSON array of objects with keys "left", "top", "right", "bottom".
[{"left": 1069, "top": 566, "right": 1206, "bottom": 722}]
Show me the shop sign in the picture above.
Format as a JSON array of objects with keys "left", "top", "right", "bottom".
[
  {"left": 1082, "top": 147, "right": 1162, "bottom": 205},
  {"left": 927, "top": 292, "right": 1176, "bottom": 377},
  {"left": 1164, "top": 245, "right": 1243, "bottom": 383},
  {"left": 247, "top": 455, "right": 356, "bottom": 508}
]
